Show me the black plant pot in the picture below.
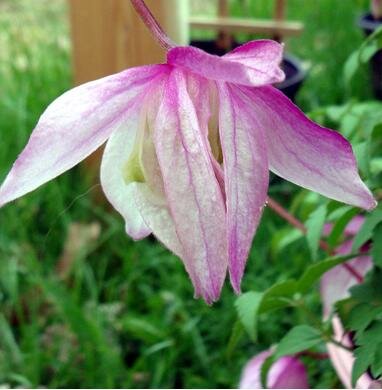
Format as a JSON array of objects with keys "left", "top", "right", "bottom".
[
  {"left": 358, "top": 13, "right": 382, "bottom": 100},
  {"left": 190, "top": 39, "right": 306, "bottom": 102}
]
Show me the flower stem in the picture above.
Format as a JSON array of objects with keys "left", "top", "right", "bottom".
[
  {"left": 130, "top": 0, "right": 176, "bottom": 51},
  {"left": 267, "top": 197, "right": 364, "bottom": 283},
  {"left": 297, "top": 351, "right": 329, "bottom": 360}
]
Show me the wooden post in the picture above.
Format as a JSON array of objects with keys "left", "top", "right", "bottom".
[
  {"left": 273, "top": 0, "right": 286, "bottom": 41},
  {"left": 69, "top": 0, "right": 189, "bottom": 85},
  {"left": 68, "top": 0, "right": 189, "bottom": 193},
  {"left": 217, "top": 0, "right": 233, "bottom": 51}
]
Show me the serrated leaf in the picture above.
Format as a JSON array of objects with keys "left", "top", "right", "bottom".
[
  {"left": 352, "top": 343, "right": 376, "bottom": 387},
  {"left": 305, "top": 205, "right": 327, "bottom": 260},
  {"left": 352, "top": 321, "right": 382, "bottom": 386},
  {"left": 297, "top": 253, "right": 360, "bottom": 294},
  {"left": 348, "top": 303, "right": 382, "bottom": 332},
  {"left": 371, "top": 344, "right": 382, "bottom": 378},
  {"left": 274, "top": 325, "right": 322, "bottom": 359},
  {"left": 352, "top": 208, "right": 382, "bottom": 252},
  {"left": 350, "top": 268, "right": 382, "bottom": 305},
  {"left": 235, "top": 291, "right": 263, "bottom": 340},
  {"left": 372, "top": 222, "right": 382, "bottom": 268}
]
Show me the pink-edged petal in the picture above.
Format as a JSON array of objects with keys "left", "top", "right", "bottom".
[
  {"left": 244, "top": 85, "right": 376, "bottom": 210},
  {"left": 240, "top": 350, "right": 309, "bottom": 389},
  {"left": 320, "top": 240, "right": 372, "bottom": 318},
  {"left": 327, "top": 316, "right": 373, "bottom": 389},
  {"left": 0, "top": 64, "right": 168, "bottom": 207},
  {"left": 167, "top": 40, "right": 284, "bottom": 87},
  {"left": 132, "top": 182, "right": 184, "bottom": 258},
  {"left": 344, "top": 215, "right": 365, "bottom": 236},
  {"left": 217, "top": 84, "right": 269, "bottom": 293},
  {"left": 320, "top": 232, "right": 373, "bottom": 388},
  {"left": 100, "top": 106, "right": 151, "bottom": 240},
  {"left": 223, "top": 40, "right": 284, "bottom": 77},
  {"left": 154, "top": 68, "right": 227, "bottom": 304},
  {"left": 183, "top": 74, "right": 226, "bottom": 196},
  {"left": 101, "top": 75, "right": 184, "bottom": 255}
]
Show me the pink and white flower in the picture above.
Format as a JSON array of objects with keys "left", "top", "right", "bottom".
[
  {"left": 0, "top": 33, "right": 376, "bottom": 302},
  {"left": 321, "top": 217, "right": 374, "bottom": 388},
  {"left": 239, "top": 349, "right": 309, "bottom": 389}
]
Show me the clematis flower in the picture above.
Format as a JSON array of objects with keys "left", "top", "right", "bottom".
[
  {"left": 239, "top": 349, "right": 309, "bottom": 389},
  {"left": 0, "top": 0, "right": 376, "bottom": 303},
  {"left": 321, "top": 217, "right": 374, "bottom": 389}
]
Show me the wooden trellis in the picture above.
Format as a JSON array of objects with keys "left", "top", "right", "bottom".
[{"left": 191, "top": 0, "right": 303, "bottom": 43}]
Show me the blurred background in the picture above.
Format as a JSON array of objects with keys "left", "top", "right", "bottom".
[{"left": 0, "top": 0, "right": 378, "bottom": 388}]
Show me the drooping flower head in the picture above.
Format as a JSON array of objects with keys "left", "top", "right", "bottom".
[
  {"left": 321, "top": 217, "right": 374, "bottom": 389},
  {"left": 0, "top": 0, "right": 376, "bottom": 303},
  {"left": 239, "top": 349, "right": 309, "bottom": 389}
]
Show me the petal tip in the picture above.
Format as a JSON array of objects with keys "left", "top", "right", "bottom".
[
  {"left": 366, "top": 197, "right": 378, "bottom": 211},
  {"left": 230, "top": 275, "right": 242, "bottom": 295}
]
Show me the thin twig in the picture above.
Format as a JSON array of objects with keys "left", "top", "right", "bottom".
[{"left": 267, "top": 197, "right": 364, "bottom": 283}]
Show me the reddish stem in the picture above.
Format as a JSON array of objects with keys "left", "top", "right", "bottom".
[
  {"left": 267, "top": 197, "right": 364, "bottom": 283},
  {"left": 297, "top": 351, "right": 329, "bottom": 360},
  {"left": 130, "top": 0, "right": 176, "bottom": 50}
]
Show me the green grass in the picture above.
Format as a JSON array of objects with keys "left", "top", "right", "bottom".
[{"left": 0, "top": 0, "right": 376, "bottom": 388}]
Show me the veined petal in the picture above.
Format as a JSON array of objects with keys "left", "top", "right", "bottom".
[
  {"left": 327, "top": 316, "right": 373, "bottom": 389},
  {"left": 132, "top": 182, "right": 184, "bottom": 258},
  {"left": 185, "top": 75, "right": 225, "bottom": 195},
  {"left": 244, "top": 86, "right": 376, "bottom": 210},
  {"left": 320, "top": 240, "right": 372, "bottom": 318},
  {"left": 100, "top": 105, "right": 151, "bottom": 240},
  {"left": 167, "top": 40, "right": 284, "bottom": 87},
  {"left": 320, "top": 233, "right": 372, "bottom": 388},
  {"left": 218, "top": 84, "right": 269, "bottom": 293},
  {"left": 154, "top": 68, "right": 227, "bottom": 304},
  {"left": 101, "top": 74, "right": 184, "bottom": 256},
  {"left": 0, "top": 64, "right": 168, "bottom": 207}
]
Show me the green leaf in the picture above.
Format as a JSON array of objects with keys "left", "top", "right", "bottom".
[
  {"left": 235, "top": 291, "right": 263, "bottom": 340},
  {"left": 297, "top": 254, "right": 360, "bottom": 294},
  {"left": 354, "top": 141, "right": 370, "bottom": 176},
  {"left": 348, "top": 303, "right": 382, "bottom": 332},
  {"left": 344, "top": 50, "right": 360, "bottom": 85},
  {"left": 352, "top": 321, "right": 382, "bottom": 386},
  {"left": 371, "top": 344, "right": 382, "bottom": 378},
  {"left": 352, "top": 208, "right": 382, "bottom": 252},
  {"left": 344, "top": 25, "right": 382, "bottom": 84},
  {"left": 371, "top": 157, "right": 382, "bottom": 175},
  {"left": 236, "top": 281, "right": 298, "bottom": 341},
  {"left": 259, "top": 280, "right": 297, "bottom": 313},
  {"left": 372, "top": 222, "right": 382, "bottom": 268},
  {"left": 260, "top": 354, "right": 276, "bottom": 389},
  {"left": 305, "top": 205, "right": 327, "bottom": 260},
  {"left": 327, "top": 208, "right": 359, "bottom": 248},
  {"left": 350, "top": 268, "right": 382, "bottom": 305},
  {"left": 274, "top": 325, "right": 322, "bottom": 359},
  {"left": 121, "top": 317, "right": 165, "bottom": 342},
  {"left": 225, "top": 321, "right": 244, "bottom": 359},
  {"left": 352, "top": 343, "right": 376, "bottom": 386}
]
